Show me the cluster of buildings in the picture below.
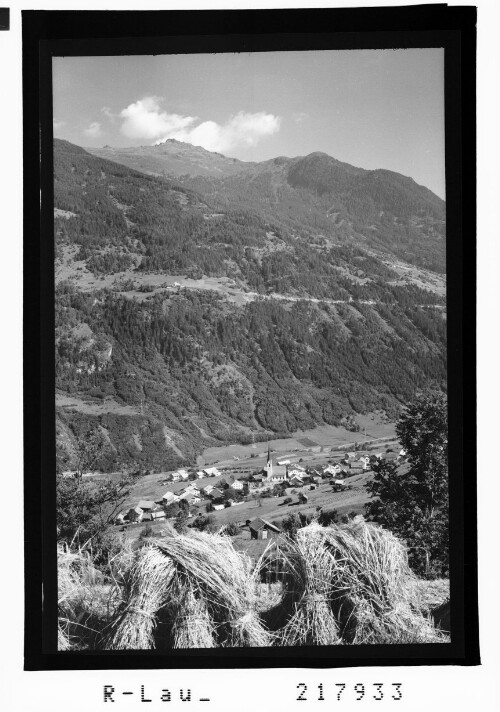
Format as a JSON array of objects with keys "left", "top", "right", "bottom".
[
  {"left": 168, "top": 466, "right": 222, "bottom": 483},
  {"left": 113, "top": 446, "right": 407, "bottom": 526},
  {"left": 261, "top": 446, "right": 370, "bottom": 486},
  {"left": 115, "top": 474, "right": 246, "bottom": 525}
]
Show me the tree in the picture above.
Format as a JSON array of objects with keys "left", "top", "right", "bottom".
[
  {"left": 365, "top": 393, "right": 448, "bottom": 577},
  {"left": 174, "top": 509, "right": 189, "bottom": 533},
  {"left": 74, "top": 425, "right": 107, "bottom": 478},
  {"left": 56, "top": 473, "right": 131, "bottom": 558}
]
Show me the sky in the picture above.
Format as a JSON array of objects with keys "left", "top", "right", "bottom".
[{"left": 53, "top": 49, "right": 445, "bottom": 198}]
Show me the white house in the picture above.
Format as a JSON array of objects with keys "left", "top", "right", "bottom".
[
  {"left": 151, "top": 510, "right": 166, "bottom": 521},
  {"left": 323, "top": 464, "right": 341, "bottom": 476},
  {"left": 196, "top": 471, "right": 206, "bottom": 479},
  {"left": 171, "top": 471, "right": 182, "bottom": 482},
  {"left": 204, "top": 467, "right": 221, "bottom": 477},
  {"left": 202, "top": 484, "right": 215, "bottom": 496},
  {"left": 277, "top": 459, "right": 291, "bottom": 466},
  {"left": 231, "top": 480, "right": 244, "bottom": 491},
  {"left": 358, "top": 456, "right": 370, "bottom": 470},
  {"left": 288, "top": 465, "right": 306, "bottom": 477},
  {"left": 213, "top": 504, "right": 225, "bottom": 511},
  {"left": 162, "top": 491, "right": 178, "bottom": 505}
]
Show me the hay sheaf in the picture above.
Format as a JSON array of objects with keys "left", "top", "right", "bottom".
[
  {"left": 104, "top": 531, "right": 272, "bottom": 650},
  {"left": 61, "top": 521, "right": 448, "bottom": 650},
  {"left": 57, "top": 543, "right": 121, "bottom": 650},
  {"left": 257, "top": 519, "right": 447, "bottom": 646}
]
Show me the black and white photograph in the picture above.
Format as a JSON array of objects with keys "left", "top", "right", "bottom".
[
  {"left": 2, "top": 0, "right": 497, "bottom": 708},
  {"left": 51, "top": 44, "right": 454, "bottom": 654}
]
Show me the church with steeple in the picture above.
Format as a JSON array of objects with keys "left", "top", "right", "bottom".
[{"left": 264, "top": 444, "right": 288, "bottom": 482}]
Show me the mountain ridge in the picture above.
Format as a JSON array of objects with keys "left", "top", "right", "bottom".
[{"left": 54, "top": 139, "right": 447, "bottom": 473}]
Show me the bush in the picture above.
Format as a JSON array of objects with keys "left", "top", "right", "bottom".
[
  {"left": 225, "top": 522, "right": 240, "bottom": 536},
  {"left": 140, "top": 524, "right": 155, "bottom": 539}
]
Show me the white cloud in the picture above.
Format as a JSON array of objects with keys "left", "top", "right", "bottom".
[
  {"left": 119, "top": 96, "right": 281, "bottom": 153},
  {"left": 120, "top": 96, "right": 196, "bottom": 140},
  {"left": 163, "top": 111, "right": 281, "bottom": 153},
  {"left": 53, "top": 119, "right": 66, "bottom": 131},
  {"left": 84, "top": 121, "right": 102, "bottom": 138}
]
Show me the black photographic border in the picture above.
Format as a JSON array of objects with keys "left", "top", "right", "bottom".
[{"left": 23, "top": 4, "right": 478, "bottom": 671}]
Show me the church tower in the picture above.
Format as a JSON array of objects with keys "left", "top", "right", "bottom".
[{"left": 265, "top": 444, "right": 273, "bottom": 480}]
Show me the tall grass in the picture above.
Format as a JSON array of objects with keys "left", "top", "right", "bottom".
[{"left": 57, "top": 542, "right": 122, "bottom": 650}]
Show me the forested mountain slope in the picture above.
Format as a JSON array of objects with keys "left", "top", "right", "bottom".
[{"left": 54, "top": 140, "right": 446, "bottom": 472}]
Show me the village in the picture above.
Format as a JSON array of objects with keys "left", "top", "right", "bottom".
[{"left": 111, "top": 440, "right": 408, "bottom": 550}]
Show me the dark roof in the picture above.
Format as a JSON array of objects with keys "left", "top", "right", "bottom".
[
  {"left": 138, "top": 500, "right": 155, "bottom": 510},
  {"left": 249, "top": 517, "right": 281, "bottom": 533}
]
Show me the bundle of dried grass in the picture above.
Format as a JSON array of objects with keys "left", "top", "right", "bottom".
[
  {"left": 258, "top": 519, "right": 446, "bottom": 646},
  {"left": 103, "top": 545, "right": 175, "bottom": 650},
  {"left": 170, "top": 585, "right": 217, "bottom": 649},
  {"left": 154, "top": 530, "right": 272, "bottom": 648},
  {"left": 105, "top": 531, "right": 271, "bottom": 650},
  {"left": 58, "top": 542, "right": 121, "bottom": 650},
  {"left": 323, "top": 517, "right": 446, "bottom": 644},
  {"left": 260, "top": 525, "right": 341, "bottom": 646}
]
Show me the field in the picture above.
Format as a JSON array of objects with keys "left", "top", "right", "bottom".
[{"left": 201, "top": 419, "right": 396, "bottom": 467}]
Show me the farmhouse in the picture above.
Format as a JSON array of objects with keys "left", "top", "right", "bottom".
[
  {"left": 161, "top": 491, "right": 178, "bottom": 505},
  {"left": 288, "top": 465, "right": 306, "bottom": 477},
  {"left": 126, "top": 506, "right": 143, "bottom": 523},
  {"left": 202, "top": 484, "right": 215, "bottom": 495},
  {"left": 323, "top": 464, "right": 341, "bottom": 476},
  {"left": 137, "top": 500, "right": 155, "bottom": 512},
  {"left": 248, "top": 518, "right": 281, "bottom": 540},
  {"left": 208, "top": 487, "right": 224, "bottom": 500},
  {"left": 289, "top": 475, "right": 304, "bottom": 487},
  {"left": 151, "top": 510, "right": 166, "bottom": 521},
  {"left": 183, "top": 492, "right": 201, "bottom": 504},
  {"left": 204, "top": 467, "right": 221, "bottom": 477},
  {"left": 231, "top": 480, "right": 244, "bottom": 491}
]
